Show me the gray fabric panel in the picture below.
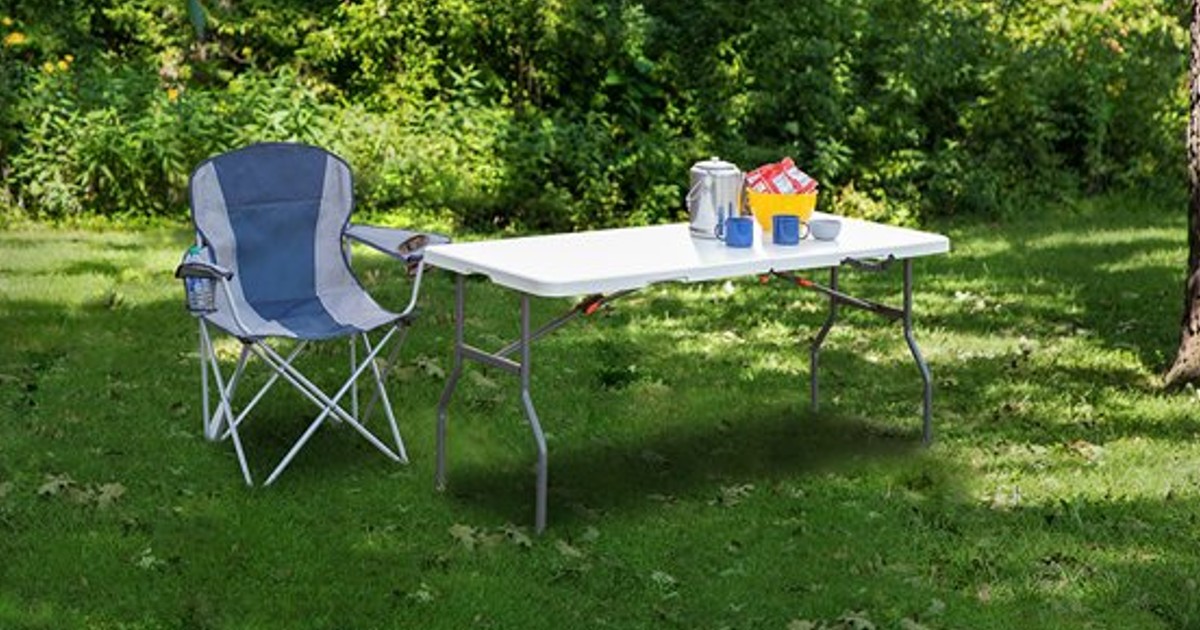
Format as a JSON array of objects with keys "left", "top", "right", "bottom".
[
  {"left": 314, "top": 155, "right": 398, "bottom": 330},
  {"left": 313, "top": 155, "right": 354, "bottom": 306}
]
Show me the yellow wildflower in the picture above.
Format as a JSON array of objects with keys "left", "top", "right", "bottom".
[
  {"left": 2, "top": 17, "right": 12, "bottom": 27},
  {"left": 65, "top": 54, "right": 74, "bottom": 63},
  {"left": 3, "top": 31, "right": 26, "bottom": 47},
  {"left": 41, "top": 61, "right": 54, "bottom": 73},
  {"left": 167, "top": 87, "right": 179, "bottom": 102},
  {"left": 56, "top": 59, "right": 67, "bottom": 71}
]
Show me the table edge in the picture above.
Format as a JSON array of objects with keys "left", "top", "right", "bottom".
[{"left": 425, "top": 236, "right": 949, "bottom": 298}]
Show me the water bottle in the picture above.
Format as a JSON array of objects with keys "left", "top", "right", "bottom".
[{"left": 183, "top": 245, "right": 216, "bottom": 313}]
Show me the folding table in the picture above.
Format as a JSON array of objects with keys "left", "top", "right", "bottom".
[{"left": 424, "top": 212, "right": 950, "bottom": 532}]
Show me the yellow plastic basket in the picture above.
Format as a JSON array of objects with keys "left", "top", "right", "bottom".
[{"left": 746, "top": 190, "right": 817, "bottom": 231}]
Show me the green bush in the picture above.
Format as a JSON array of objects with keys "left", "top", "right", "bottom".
[
  {"left": 7, "top": 56, "right": 331, "bottom": 218},
  {"left": 0, "top": 0, "right": 1189, "bottom": 227}
]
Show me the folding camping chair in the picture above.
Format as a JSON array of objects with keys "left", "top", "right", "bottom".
[{"left": 174, "top": 142, "right": 446, "bottom": 485}]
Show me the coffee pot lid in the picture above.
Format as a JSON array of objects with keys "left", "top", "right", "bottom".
[{"left": 691, "top": 156, "right": 740, "bottom": 174}]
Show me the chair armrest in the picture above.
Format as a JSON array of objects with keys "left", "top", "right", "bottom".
[
  {"left": 175, "top": 260, "right": 234, "bottom": 281},
  {"left": 344, "top": 224, "right": 451, "bottom": 262},
  {"left": 343, "top": 224, "right": 448, "bottom": 319}
]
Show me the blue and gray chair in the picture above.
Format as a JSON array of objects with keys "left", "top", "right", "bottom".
[{"left": 175, "top": 142, "right": 447, "bottom": 485}]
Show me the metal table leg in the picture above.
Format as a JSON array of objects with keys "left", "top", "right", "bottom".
[
  {"left": 434, "top": 275, "right": 554, "bottom": 533},
  {"left": 520, "top": 295, "right": 549, "bottom": 533},
  {"left": 435, "top": 274, "right": 467, "bottom": 491},
  {"left": 810, "top": 267, "right": 839, "bottom": 412},
  {"left": 790, "top": 259, "right": 933, "bottom": 442},
  {"left": 902, "top": 259, "right": 934, "bottom": 444}
]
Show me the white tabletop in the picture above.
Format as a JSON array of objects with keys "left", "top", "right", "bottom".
[{"left": 423, "top": 213, "right": 950, "bottom": 297}]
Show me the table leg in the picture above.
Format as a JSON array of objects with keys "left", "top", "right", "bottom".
[
  {"left": 802, "top": 261, "right": 933, "bottom": 442},
  {"left": 435, "top": 274, "right": 467, "bottom": 490},
  {"left": 520, "top": 294, "right": 549, "bottom": 534},
  {"left": 902, "top": 259, "right": 934, "bottom": 444},
  {"left": 434, "top": 278, "right": 550, "bottom": 532},
  {"left": 810, "top": 266, "right": 840, "bottom": 412}
]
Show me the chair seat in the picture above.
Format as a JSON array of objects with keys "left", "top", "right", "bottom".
[{"left": 206, "top": 287, "right": 400, "bottom": 341}]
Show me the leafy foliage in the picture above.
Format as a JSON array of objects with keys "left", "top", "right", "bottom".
[{"left": 0, "top": 0, "right": 1188, "bottom": 227}]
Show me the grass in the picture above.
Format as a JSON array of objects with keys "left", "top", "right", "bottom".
[{"left": 2, "top": 193, "right": 1199, "bottom": 628}]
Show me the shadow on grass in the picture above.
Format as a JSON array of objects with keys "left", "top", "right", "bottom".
[
  {"left": 776, "top": 341, "right": 1200, "bottom": 447},
  {"left": 212, "top": 408, "right": 413, "bottom": 485},
  {"left": 444, "top": 407, "right": 923, "bottom": 528},
  {"left": 923, "top": 201, "right": 1183, "bottom": 367},
  {"left": 59, "top": 260, "right": 125, "bottom": 277},
  {"left": 896, "top": 490, "right": 1200, "bottom": 627}
]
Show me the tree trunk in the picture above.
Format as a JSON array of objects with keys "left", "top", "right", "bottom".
[{"left": 1164, "top": 0, "right": 1200, "bottom": 388}]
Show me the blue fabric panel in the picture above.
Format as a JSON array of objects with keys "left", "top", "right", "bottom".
[
  {"left": 212, "top": 143, "right": 326, "bottom": 209},
  {"left": 224, "top": 197, "right": 319, "bottom": 306},
  {"left": 209, "top": 144, "right": 343, "bottom": 337},
  {"left": 252, "top": 297, "right": 361, "bottom": 340}
]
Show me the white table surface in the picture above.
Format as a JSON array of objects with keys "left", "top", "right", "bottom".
[{"left": 423, "top": 213, "right": 950, "bottom": 298}]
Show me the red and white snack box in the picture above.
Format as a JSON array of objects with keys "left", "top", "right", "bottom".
[
  {"left": 745, "top": 168, "right": 774, "bottom": 193},
  {"left": 779, "top": 158, "right": 818, "bottom": 194},
  {"left": 744, "top": 157, "right": 819, "bottom": 194}
]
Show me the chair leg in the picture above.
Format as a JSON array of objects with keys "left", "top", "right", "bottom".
[
  {"left": 216, "top": 341, "right": 307, "bottom": 444},
  {"left": 200, "top": 326, "right": 253, "bottom": 485},
  {"left": 347, "top": 335, "right": 358, "bottom": 423},
  {"left": 214, "top": 349, "right": 249, "bottom": 438},
  {"left": 358, "top": 325, "right": 407, "bottom": 422},
  {"left": 200, "top": 320, "right": 241, "bottom": 440},
  {"left": 363, "top": 326, "right": 409, "bottom": 462},
  {"left": 200, "top": 324, "right": 413, "bottom": 486},
  {"left": 198, "top": 321, "right": 212, "bottom": 440},
  {"left": 253, "top": 331, "right": 404, "bottom": 485},
  {"left": 258, "top": 364, "right": 398, "bottom": 486},
  {"left": 263, "top": 406, "right": 332, "bottom": 486}
]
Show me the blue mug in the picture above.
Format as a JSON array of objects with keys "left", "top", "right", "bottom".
[
  {"left": 772, "top": 214, "right": 808, "bottom": 245},
  {"left": 723, "top": 216, "right": 754, "bottom": 248}
]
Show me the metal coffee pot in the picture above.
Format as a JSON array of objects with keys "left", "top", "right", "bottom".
[{"left": 686, "top": 157, "right": 744, "bottom": 240}]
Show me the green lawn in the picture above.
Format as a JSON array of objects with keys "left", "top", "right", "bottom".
[{"left": 1, "top": 195, "right": 1198, "bottom": 629}]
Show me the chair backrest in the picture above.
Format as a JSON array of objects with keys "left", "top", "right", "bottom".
[{"left": 189, "top": 143, "right": 361, "bottom": 319}]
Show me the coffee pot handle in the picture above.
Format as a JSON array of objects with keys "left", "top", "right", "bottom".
[{"left": 686, "top": 175, "right": 712, "bottom": 202}]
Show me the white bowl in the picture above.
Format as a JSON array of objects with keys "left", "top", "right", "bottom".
[{"left": 809, "top": 219, "right": 841, "bottom": 241}]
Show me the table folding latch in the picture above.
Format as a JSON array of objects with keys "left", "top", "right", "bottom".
[
  {"left": 574, "top": 289, "right": 636, "bottom": 316},
  {"left": 576, "top": 294, "right": 606, "bottom": 316}
]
